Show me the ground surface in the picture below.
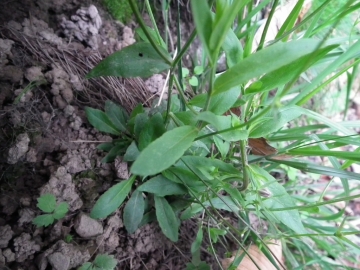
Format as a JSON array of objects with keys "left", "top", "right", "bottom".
[{"left": 0, "top": 1, "right": 208, "bottom": 269}]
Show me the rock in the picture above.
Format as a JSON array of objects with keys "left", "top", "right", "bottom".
[
  {"left": 7, "top": 133, "right": 30, "bottom": 164},
  {"left": 60, "top": 5, "right": 102, "bottom": 49},
  {"left": 74, "top": 213, "right": 103, "bottom": 238},
  {"left": 40, "top": 166, "right": 83, "bottom": 211},
  {"left": 25, "top": 66, "right": 45, "bottom": 82},
  {"left": 0, "top": 225, "right": 13, "bottom": 248},
  {"left": 3, "top": 248, "right": 15, "bottom": 263},
  {"left": 0, "top": 249, "right": 5, "bottom": 265},
  {"left": 18, "top": 208, "right": 36, "bottom": 226},
  {"left": 0, "top": 65, "right": 23, "bottom": 83},
  {"left": 114, "top": 157, "right": 129, "bottom": 179},
  {"left": 13, "top": 233, "right": 41, "bottom": 262},
  {"left": 36, "top": 240, "right": 90, "bottom": 270},
  {"left": 48, "top": 252, "right": 70, "bottom": 270}
]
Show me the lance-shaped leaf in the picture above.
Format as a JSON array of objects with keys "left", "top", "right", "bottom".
[
  {"left": 87, "top": 42, "right": 171, "bottom": 78},
  {"left": 155, "top": 196, "right": 179, "bottom": 242}
]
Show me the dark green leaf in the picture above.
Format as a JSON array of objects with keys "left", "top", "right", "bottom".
[
  {"left": 139, "top": 210, "right": 156, "bottom": 227},
  {"left": 37, "top": 194, "right": 56, "bottom": 213},
  {"left": 131, "top": 126, "right": 198, "bottom": 176},
  {"left": 32, "top": 214, "right": 55, "bottom": 227},
  {"left": 90, "top": 177, "right": 135, "bottom": 219},
  {"left": 87, "top": 42, "right": 171, "bottom": 78},
  {"left": 137, "top": 175, "right": 187, "bottom": 196},
  {"left": 97, "top": 142, "right": 114, "bottom": 152},
  {"left": 134, "top": 113, "right": 149, "bottom": 141},
  {"left": 123, "top": 190, "right": 145, "bottom": 234},
  {"left": 139, "top": 113, "right": 166, "bottom": 150},
  {"left": 162, "top": 167, "right": 207, "bottom": 193},
  {"left": 101, "top": 143, "right": 126, "bottom": 163},
  {"left": 105, "top": 100, "right": 129, "bottom": 132},
  {"left": 123, "top": 141, "right": 140, "bottom": 162},
  {"left": 154, "top": 196, "right": 179, "bottom": 242},
  {"left": 85, "top": 107, "right": 121, "bottom": 136},
  {"left": 52, "top": 202, "right": 69, "bottom": 220}
]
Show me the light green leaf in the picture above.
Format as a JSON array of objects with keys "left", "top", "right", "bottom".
[
  {"left": 131, "top": 126, "right": 198, "bottom": 176},
  {"left": 90, "top": 177, "right": 135, "bottom": 219},
  {"left": 222, "top": 28, "right": 243, "bottom": 68},
  {"left": 249, "top": 165, "right": 307, "bottom": 234},
  {"left": 191, "top": 227, "right": 203, "bottom": 254},
  {"left": 249, "top": 106, "right": 303, "bottom": 138},
  {"left": 78, "top": 262, "right": 94, "bottom": 270},
  {"left": 85, "top": 107, "right": 121, "bottom": 136},
  {"left": 194, "top": 66, "right": 204, "bottom": 75},
  {"left": 182, "top": 68, "right": 190, "bottom": 77},
  {"left": 154, "top": 196, "right": 179, "bottom": 242},
  {"left": 93, "top": 254, "right": 117, "bottom": 269},
  {"left": 123, "top": 190, "right": 144, "bottom": 234},
  {"left": 137, "top": 175, "right": 187, "bottom": 196},
  {"left": 87, "top": 42, "right": 170, "bottom": 78},
  {"left": 104, "top": 101, "right": 128, "bottom": 132},
  {"left": 37, "top": 194, "right": 56, "bottom": 213},
  {"left": 53, "top": 202, "right": 69, "bottom": 220},
  {"left": 197, "top": 111, "right": 248, "bottom": 141},
  {"left": 213, "top": 39, "right": 323, "bottom": 95},
  {"left": 191, "top": 0, "right": 213, "bottom": 63},
  {"left": 32, "top": 214, "right": 55, "bottom": 227},
  {"left": 189, "top": 76, "right": 199, "bottom": 86}
]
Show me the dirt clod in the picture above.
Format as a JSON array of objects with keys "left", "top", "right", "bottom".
[
  {"left": 74, "top": 212, "right": 104, "bottom": 238},
  {"left": 7, "top": 133, "right": 30, "bottom": 164}
]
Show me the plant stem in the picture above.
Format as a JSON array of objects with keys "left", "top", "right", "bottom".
[
  {"left": 128, "top": 0, "right": 172, "bottom": 65},
  {"left": 172, "top": 29, "right": 197, "bottom": 67},
  {"left": 144, "top": 0, "right": 163, "bottom": 46},
  {"left": 239, "top": 140, "right": 249, "bottom": 191},
  {"left": 257, "top": 0, "right": 279, "bottom": 51}
]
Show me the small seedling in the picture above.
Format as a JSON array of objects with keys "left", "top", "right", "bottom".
[
  {"left": 78, "top": 254, "right": 117, "bottom": 270},
  {"left": 32, "top": 194, "right": 69, "bottom": 227}
]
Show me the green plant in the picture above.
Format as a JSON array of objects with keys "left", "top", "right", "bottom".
[
  {"left": 102, "top": 0, "right": 133, "bottom": 23},
  {"left": 78, "top": 254, "right": 117, "bottom": 270},
  {"left": 32, "top": 194, "right": 69, "bottom": 227},
  {"left": 85, "top": 0, "right": 360, "bottom": 268}
]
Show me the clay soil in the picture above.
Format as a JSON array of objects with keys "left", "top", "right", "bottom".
[{"left": 0, "top": 1, "right": 207, "bottom": 269}]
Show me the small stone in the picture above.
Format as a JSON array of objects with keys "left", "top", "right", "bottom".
[
  {"left": 74, "top": 213, "right": 103, "bottom": 238},
  {"left": 0, "top": 225, "right": 13, "bottom": 248},
  {"left": 48, "top": 252, "right": 70, "bottom": 270},
  {"left": 3, "top": 248, "right": 15, "bottom": 263},
  {"left": 25, "top": 66, "right": 45, "bottom": 82}
]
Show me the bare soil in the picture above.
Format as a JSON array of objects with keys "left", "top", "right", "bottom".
[{"left": 0, "top": 1, "right": 210, "bottom": 269}]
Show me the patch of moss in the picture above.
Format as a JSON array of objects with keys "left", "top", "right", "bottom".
[{"left": 102, "top": 0, "right": 133, "bottom": 24}]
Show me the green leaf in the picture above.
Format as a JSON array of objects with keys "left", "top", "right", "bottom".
[
  {"left": 90, "top": 177, "right": 135, "bottom": 219},
  {"left": 222, "top": 28, "right": 243, "bottom": 68},
  {"left": 104, "top": 101, "right": 129, "bottom": 132},
  {"left": 189, "top": 76, "right": 199, "bottom": 86},
  {"left": 85, "top": 107, "right": 121, "bottom": 136},
  {"left": 191, "top": 0, "right": 213, "bottom": 63},
  {"left": 137, "top": 175, "right": 187, "bottom": 196},
  {"left": 123, "top": 190, "right": 144, "bottom": 234},
  {"left": 247, "top": 45, "right": 337, "bottom": 94},
  {"left": 138, "top": 113, "right": 166, "bottom": 150},
  {"left": 163, "top": 167, "right": 207, "bottom": 193},
  {"left": 213, "top": 39, "right": 324, "bottom": 95},
  {"left": 191, "top": 227, "right": 203, "bottom": 254},
  {"left": 52, "top": 202, "right": 69, "bottom": 220},
  {"left": 37, "top": 194, "right": 56, "bottom": 213},
  {"left": 32, "top": 214, "right": 55, "bottom": 227},
  {"left": 249, "top": 165, "right": 307, "bottom": 234},
  {"left": 194, "top": 66, "right": 204, "bottom": 75},
  {"left": 86, "top": 42, "right": 171, "bottom": 78},
  {"left": 182, "top": 68, "right": 190, "bottom": 77},
  {"left": 134, "top": 113, "right": 149, "bottom": 141},
  {"left": 249, "top": 106, "right": 303, "bottom": 138},
  {"left": 78, "top": 262, "right": 94, "bottom": 270},
  {"left": 97, "top": 142, "right": 114, "bottom": 152},
  {"left": 93, "top": 254, "right": 117, "bottom": 269},
  {"left": 136, "top": 26, "right": 167, "bottom": 49},
  {"left": 131, "top": 126, "right": 198, "bottom": 176},
  {"left": 101, "top": 143, "right": 126, "bottom": 163},
  {"left": 197, "top": 111, "right": 248, "bottom": 141},
  {"left": 154, "top": 196, "right": 179, "bottom": 242},
  {"left": 123, "top": 141, "right": 140, "bottom": 162}
]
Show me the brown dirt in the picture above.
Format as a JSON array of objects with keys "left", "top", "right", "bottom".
[{"left": 0, "top": 1, "right": 217, "bottom": 269}]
